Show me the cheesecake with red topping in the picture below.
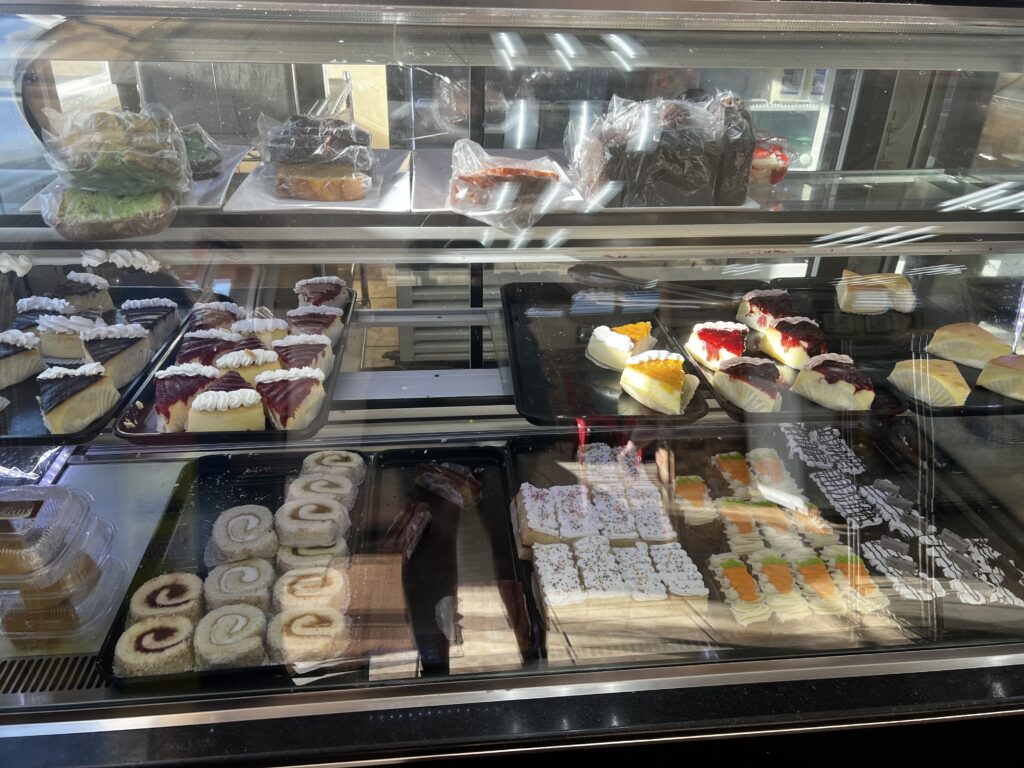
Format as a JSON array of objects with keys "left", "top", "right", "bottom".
[
  {"left": 712, "top": 356, "right": 783, "bottom": 413},
  {"left": 736, "top": 289, "right": 794, "bottom": 330},
  {"left": 791, "top": 353, "right": 875, "bottom": 411},
  {"left": 684, "top": 321, "right": 748, "bottom": 370},
  {"left": 758, "top": 316, "right": 827, "bottom": 369}
]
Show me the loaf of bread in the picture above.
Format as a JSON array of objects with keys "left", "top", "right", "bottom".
[
  {"left": 45, "top": 187, "right": 176, "bottom": 241},
  {"left": 274, "top": 163, "right": 371, "bottom": 202}
]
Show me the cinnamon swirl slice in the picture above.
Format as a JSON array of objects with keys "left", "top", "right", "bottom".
[
  {"left": 128, "top": 572, "right": 203, "bottom": 623},
  {"left": 204, "top": 558, "right": 275, "bottom": 612},
  {"left": 211, "top": 504, "right": 277, "bottom": 563},
  {"left": 286, "top": 473, "right": 357, "bottom": 508},
  {"left": 301, "top": 450, "right": 366, "bottom": 485},
  {"left": 194, "top": 604, "right": 268, "bottom": 670},
  {"left": 273, "top": 566, "right": 350, "bottom": 612},
  {"left": 114, "top": 615, "right": 194, "bottom": 676},
  {"left": 274, "top": 496, "right": 349, "bottom": 548},
  {"left": 267, "top": 608, "right": 351, "bottom": 664}
]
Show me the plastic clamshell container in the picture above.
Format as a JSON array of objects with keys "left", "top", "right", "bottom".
[
  {"left": 0, "top": 487, "right": 94, "bottom": 586},
  {"left": 0, "top": 556, "right": 127, "bottom": 644}
]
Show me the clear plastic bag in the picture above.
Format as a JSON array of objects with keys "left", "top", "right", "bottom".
[
  {"left": 565, "top": 93, "right": 725, "bottom": 208},
  {"left": 714, "top": 91, "right": 755, "bottom": 206},
  {"left": 39, "top": 183, "right": 176, "bottom": 241},
  {"left": 179, "top": 123, "right": 228, "bottom": 181},
  {"left": 43, "top": 104, "right": 190, "bottom": 196},
  {"left": 751, "top": 135, "right": 791, "bottom": 185},
  {"left": 449, "top": 138, "right": 570, "bottom": 233}
]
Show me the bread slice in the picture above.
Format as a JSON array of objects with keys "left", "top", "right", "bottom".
[
  {"left": 925, "top": 323, "right": 1012, "bottom": 369},
  {"left": 50, "top": 188, "right": 175, "bottom": 241},
  {"left": 888, "top": 359, "right": 970, "bottom": 407},
  {"left": 976, "top": 354, "right": 1024, "bottom": 401},
  {"left": 275, "top": 163, "right": 371, "bottom": 201}
]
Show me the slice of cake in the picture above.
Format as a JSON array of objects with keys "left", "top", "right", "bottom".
[
  {"left": 214, "top": 348, "right": 280, "bottom": 385},
  {"left": 255, "top": 367, "right": 326, "bottom": 431},
  {"left": 38, "top": 363, "right": 119, "bottom": 434},
  {"left": 619, "top": 350, "right": 699, "bottom": 415},
  {"left": 81, "top": 323, "right": 152, "bottom": 389},
  {"left": 791, "top": 353, "right": 875, "bottom": 411},
  {"left": 176, "top": 329, "right": 241, "bottom": 365},
  {"left": 888, "top": 358, "right": 970, "bottom": 407},
  {"left": 673, "top": 476, "right": 716, "bottom": 525},
  {"left": 187, "top": 301, "right": 245, "bottom": 332},
  {"left": 49, "top": 271, "right": 113, "bottom": 313},
  {"left": 684, "top": 321, "right": 748, "bottom": 370},
  {"left": 758, "top": 316, "right": 828, "bottom": 369},
  {"left": 836, "top": 270, "right": 915, "bottom": 315},
  {"left": 154, "top": 363, "right": 219, "bottom": 432},
  {"left": 186, "top": 371, "right": 265, "bottom": 432},
  {"left": 925, "top": 322, "right": 1012, "bottom": 370},
  {"left": 9, "top": 297, "right": 72, "bottom": 333},
  {"left": 712, "top": 356, "right": 783, "bottom": 412},
  {"left": 36, "top": 314, "right": 106, "bottom": 360},
  {"left": 286, "top": 306, "right": 345, "bottom": 345},
  {"left": 0, "top": 330, "right": 46, "bottom": 390},
  {"left": 230, "top": 317, "right": 289, "bottom": 348},
  {"left": 119, "top": 297, "right": 178, "bottom": 349},
  {"left": 228, "top": 336, "right": 267, "bottom": 353},
  {"left": 294, "top": 276, "right": 349, "bottom": 308},
  {"left": 272, "top": 334, "right": 335, "bottom": 374},
  {"left": 976, "top": 354, "right": 1024, "bottom": 401},
  {"left": 585, "top": 321, "right": 656, "bottom": 371},
  {"left": 736, "top": 289, "right": 794, "bottom": 330}
]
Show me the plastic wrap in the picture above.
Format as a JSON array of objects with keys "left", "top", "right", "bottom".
[
  {"left": 751, "top": 136, "right": 791, "bottom": 185},
  {"left": 39, "top": 184, "right": 176, "bottom": 241},
  {"left": 714, "top": 91, "right": 755, "bottom": 206},
  {"left": 180, "top": 123, "right": 227, "bottom": 181},
  {"left": 565, "top": 93, "right": 724, "bottom": 208},
  {"left": 449, "top": 139, "right": 568, "bottom": 233},
  {"left": 43, "top": 105, "right": 190, "bottom": 196}
]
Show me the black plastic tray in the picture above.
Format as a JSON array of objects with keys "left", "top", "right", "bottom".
[
  {"left": 0, "top": 286, "right": 198, "bottom": 446},
  {"left": 368, "top": 447, "right": 538, "bottom": 673},
  {"left": 97, "top": 448, "right": 373, "bottom": 689},
  {"left": 113, "top": 288, "right": 354, "bottom": 444},
  {"left": 501, "top": 282, "right": 709, "bottom": 426}
]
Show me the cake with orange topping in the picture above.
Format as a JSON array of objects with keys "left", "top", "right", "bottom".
[
  {"left": 585, "top": 321, "right": 656, "bottom": 370},
  {"left": 618, "top": 350, "right": 698, "bottom": 415}
]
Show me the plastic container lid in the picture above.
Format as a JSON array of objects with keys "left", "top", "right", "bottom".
[{"left": 0, "top": 487, "right": 93, "bottom": 587}]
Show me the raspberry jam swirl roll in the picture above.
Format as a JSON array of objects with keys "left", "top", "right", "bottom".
[
  {"left": 286, "top": 473, "right": 357, "bottom": 508},
  {"left": 114, "top": 615, "right": 195, "bottom": 676},
  {"left": 267, "top": 608, "right": 351, "bottom": 664},
  {"left": 274, "top": 496, "right": 349, "bottom": 548},
  {"left": 273, "top": 567, "right": 350, "bottom": 613},
  {"left": 194, "top": 604, "right": 268, "bottom": 670},
  {"left": 211, "top": 505, "right": 278, "bottom": 563},
  {"left": 204, "top": 558, "right": 275, "bottom": 612},
  {"left": 128, "top": 572, "right": 204, "bottom": 623},
  {"left": 301, "top": 450, "right": 366, "bottom": 485}
]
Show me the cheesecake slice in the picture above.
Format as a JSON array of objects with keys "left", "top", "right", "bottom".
[
  {"left": 736, "top": 289, "right": 794, "bottom": 330},
  {"left": 712, "top": 356, "right": 783, "bottom": 413},
  {"left": 228, "top": 336, "right": 267, "bottom": 353},
  {"left": 758, "top": 316, "right": 828, "bottom": 369},
  {"left": 186, "top": 371, "right": 265, "bottom": 432},
  {"left": 976, "top": 355, "right": 1024, "bottom": 401},
  {"left": 888, "top": 358, "right": 970, "bottom": 407},
  {"left": 585, "top": 321, "right": 656, "bottom": 371},
  {"left": 176, "top": 329, "right": 242, "bottom": 365},
  {"left": 619, "top": 350, "right": 699, "bottom": 415},
  {"left": 272, "top": 334, "right": 334, "bottom": 374},
  {"left": 791, "top": 353, "right": 875, "bottom": 411},
  {"left": 214, "top": 348, "right": 281, "bottom": 385},
  {"left": 836, "top": 270, "right": 916, "bottom": 315},
  {"left": 38, "top": 363, "right": 120, "bottom": 434},
  {"left": 925, "top": 322, "right": 1012, "bottom": 370},
  {"left": 81, "top": 323, "right": 152, "bottom": 389},
  {"left": 35, "top": 314, "right": 106, "bottom": 360},
  {"left": 286, "top": 306, "right": 345, "bottom": 345},
  {"left": 254, "top": 367, "right": 327, "bottom": 431},
  {"left": 230, "top": 317, "right": 289, "bottom": 348},
  {"left": 187, "top": 301, "right": 245, "bottom": 332},
  {"left": 154, "top": 363, "right": 219, "bottom": 432},
  {"left": 10, "top": 297, "right": 73, "bottom": 333},
  {"left": 0, "top": 330, "right": 46, "bottom": 390},
  {"left": 49, "top": 271, "right": 113, "bottom": 313},
  {"left": 119, "top": 298, "right": 178, "bottom": 350},
  {"left": 684, "top": 321, "right": 749, "bottom": 370},
  {"left": 294, "top": 276, "right": 348, "bottom": 308}
]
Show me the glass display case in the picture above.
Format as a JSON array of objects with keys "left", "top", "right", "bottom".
[{"left": 2, "top": 1, "right": 1024, "bottom": 763}]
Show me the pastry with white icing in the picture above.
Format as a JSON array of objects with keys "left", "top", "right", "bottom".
[
  {"left": 712, "top": 356, "right": 783, "bottom": 412},
  {"left": 736, "top": 288, "right": 795, "bottom": 330},
  {"left": 35, "top": 313, "right": 106, "bottom": 359},
  {"left": 214, "top": 347, "right": 280, "bottom": 385},
  {"left": 231, "top": 317, "right": 289, "bottom": 348},
  {"left": 9, "top": 296, "right": 71, "bottom": 333},
  {"left": 38, "top": 363, "right": 119, "bottom": 434},
  {"left": 176, "top": 328, "right": 241, "bottom": 366},
  {"left": 0, "top": 252, "right": 32, "bottom": 277},
  {"left": 684, "top": 321, "right": 748, "bottom": 370},
  {"left": 120, "top": 297, "right": 179, "bottom": 349},
  {"left": 50, "top": 271, "right": 113, "bottom": 313},
  {"left": 187, "top": 301, "right": 245, "bottom": 332},
  {"left": 81, "top": 323, "right": 151, "bottom": 388},
  {"left": 186, "top": 371, "right": 265, "bottom": 432},
  {"left": 0, "top": 330, "right": 46, "bottom": 390}
]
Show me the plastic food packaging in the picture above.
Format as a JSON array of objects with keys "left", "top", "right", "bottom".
[
  {"left": 180, "top": 123, "right": 226, "bottom": 181},
  {"left": 750, "top": 136, "right": 791, "bottom": 185},
  {"left": 43, "top": 104, "right": 191, "bottom": 196},
  {"left": 0, "top": 486, "right": 94, "bottom": 584},
  {"left": 449, "top": 139, "right": 569, "bottom": 233},
  {"left": 714, "top": 91, "right": 755, "bottom": 205},
  {"left": 565, "top": 93, "right": 725, "bottom": 208},
  {"left": 39, "top": 184, "right": 177, "bottom": 241}
]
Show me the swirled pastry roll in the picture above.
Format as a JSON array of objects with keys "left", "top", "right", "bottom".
[
  {"left": 301, "top": 450, "right": 366, "bottom": 485},
  {"left": 274, "top": 496, "right": 349, "bottom": 548},
  {"left": 204, "top": 558, "right": 275, "bottom": 612},
  {"left": 211, "top": 505, "right": 278, "bottom": 563},
  {"left": 267, "top": 608, "right": 351, "bottom": 664},
  {"left": 194, "top": 604, "right": 268, "bottom": 670},
  {"left": 128, "top": 572, "right": 204, "bottom": 624},
  {"left": 273, "top": 566, "right": 350, "bottom": 612},
  {"left": 114, "top": 615, "right": 194, "bottom": 676},
  {"left": 276, "top": 540, "right": 350, "bottom": 575},
  {"left": 286, "top": 473, "right": 357, "bottom": 508}
]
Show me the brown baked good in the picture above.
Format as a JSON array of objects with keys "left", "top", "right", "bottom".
[
  {"left": 451, "top": 166, "right": 559, "bottom": 208},
  {"left": 19, "top": 552, "right": 100, "bottom": 611},
  {"left": 275, "top": 164, "right": 371, "bottom": 202}
]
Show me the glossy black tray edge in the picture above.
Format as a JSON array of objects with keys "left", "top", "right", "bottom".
[
  {"left": 0, "top": 289, "right": 197, "bottom": 447},
  {"left": 113, "top": 288, "right": 356, "bottom": 445},
  {"left": 500, "top": 282, "right": 710, "bottom": 427},
  {"left": 97, "top": 448, "right": 375, "bottom": 689}
]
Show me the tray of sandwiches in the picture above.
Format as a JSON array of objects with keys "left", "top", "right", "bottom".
[
  {"left": 0, "top": 273, "right": 196, "bottom": 445},
  {"left": 500, "top": 282, "right": 710, "bottom": 425},
  {"left": 113, "top": 278, "right": 354, "bottom": 444}
]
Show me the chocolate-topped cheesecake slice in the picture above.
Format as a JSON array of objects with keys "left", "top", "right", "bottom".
[
  {"left": 254, "top": 367, "right": 326, "bottom": 431},
  {"left": 38, "top": 362, "right": 120, "bottom": 434},
  {"left": 120, "top": 298, "right": 178, "bottom": 349},
  {"left": 286, "top": 305, "right": 344, "bottom": 345},
  {"left": 0, "top": 330, "right": 46, "bottom": 389},
  {"left": 9, "top": 297, "right": 72, "bottom": 333},
  {"left": 176, "top": 329, "right": 241, "bottom": 366},
  {"left": 187, "top": 301, "right": 245, "bottom": 332},
  {"left": 154, "top": 363, "right": 219, "bottom": 432},
  {"left": 81, "top": 323, "right": 152, "bottom": 388},
  {"left": 48, "top": 271, "right": 113, "bottom": 313},
  {"left": 272, "top": 334, "right": 334, "bottom": 374},
  {"left": 294, "top": 276, "right": 348, "bottom": 309},
  {"left": 229, "top": 336, "right": 267, "bottom": 353}
]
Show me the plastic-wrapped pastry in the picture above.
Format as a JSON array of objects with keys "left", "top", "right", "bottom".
[
  {"left": 0, "top": 330, "right": 47, "bottom": 390},
  {"left": 836, "top": 270, "right": 915, "bottom": 315},
  {"left": 735, "top": 289, "right": 794, "bottom": 331},
  {"left": 976, "top": 354, "right": 1024, "bottom": 401},
  {"left": 204, "top": 558, "right": 275, "bottom": 612},
  {"left": 194, "top": 604, "right": 267, "bottom": 670},
  {"left": 272, "top": 566, "right": 350, "bottom": 612},
  {"left": 114, "top": 615, "right": 194, "bottom": 676},
  {"left": 287, "top": 473, "right": 357, "bottom": 508},
  {"left": 274, "top": 496, "right": 349, "bottom": 548},
  {"left": 276, "top": 540, "right": 350, "bottom": 575},
  {"left": 210, "top": 505, "right": 278, "bottom": 563},
  {"left": 128, "top": 572, "right": 204, "bottom": 623},
  {"left": 267, "top": 607, "right": 351, "bottom": 664},
  {"left": 301, "top": 450, "right": 365, "bottom": 485}
]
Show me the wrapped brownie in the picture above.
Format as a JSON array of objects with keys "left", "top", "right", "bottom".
[{"left": 714, "top": 91, "right": 755, "bottom": 206}]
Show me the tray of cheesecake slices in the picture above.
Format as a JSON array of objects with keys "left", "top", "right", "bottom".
[
  {"left": 113, "top": 278, "right": 355, "bottom": 444},
  {"left": 501, "top": 282, "right": 710, "bottom": 425},
  {"left": 0, "top": 274, "right": 198, "bottom": 445}
]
